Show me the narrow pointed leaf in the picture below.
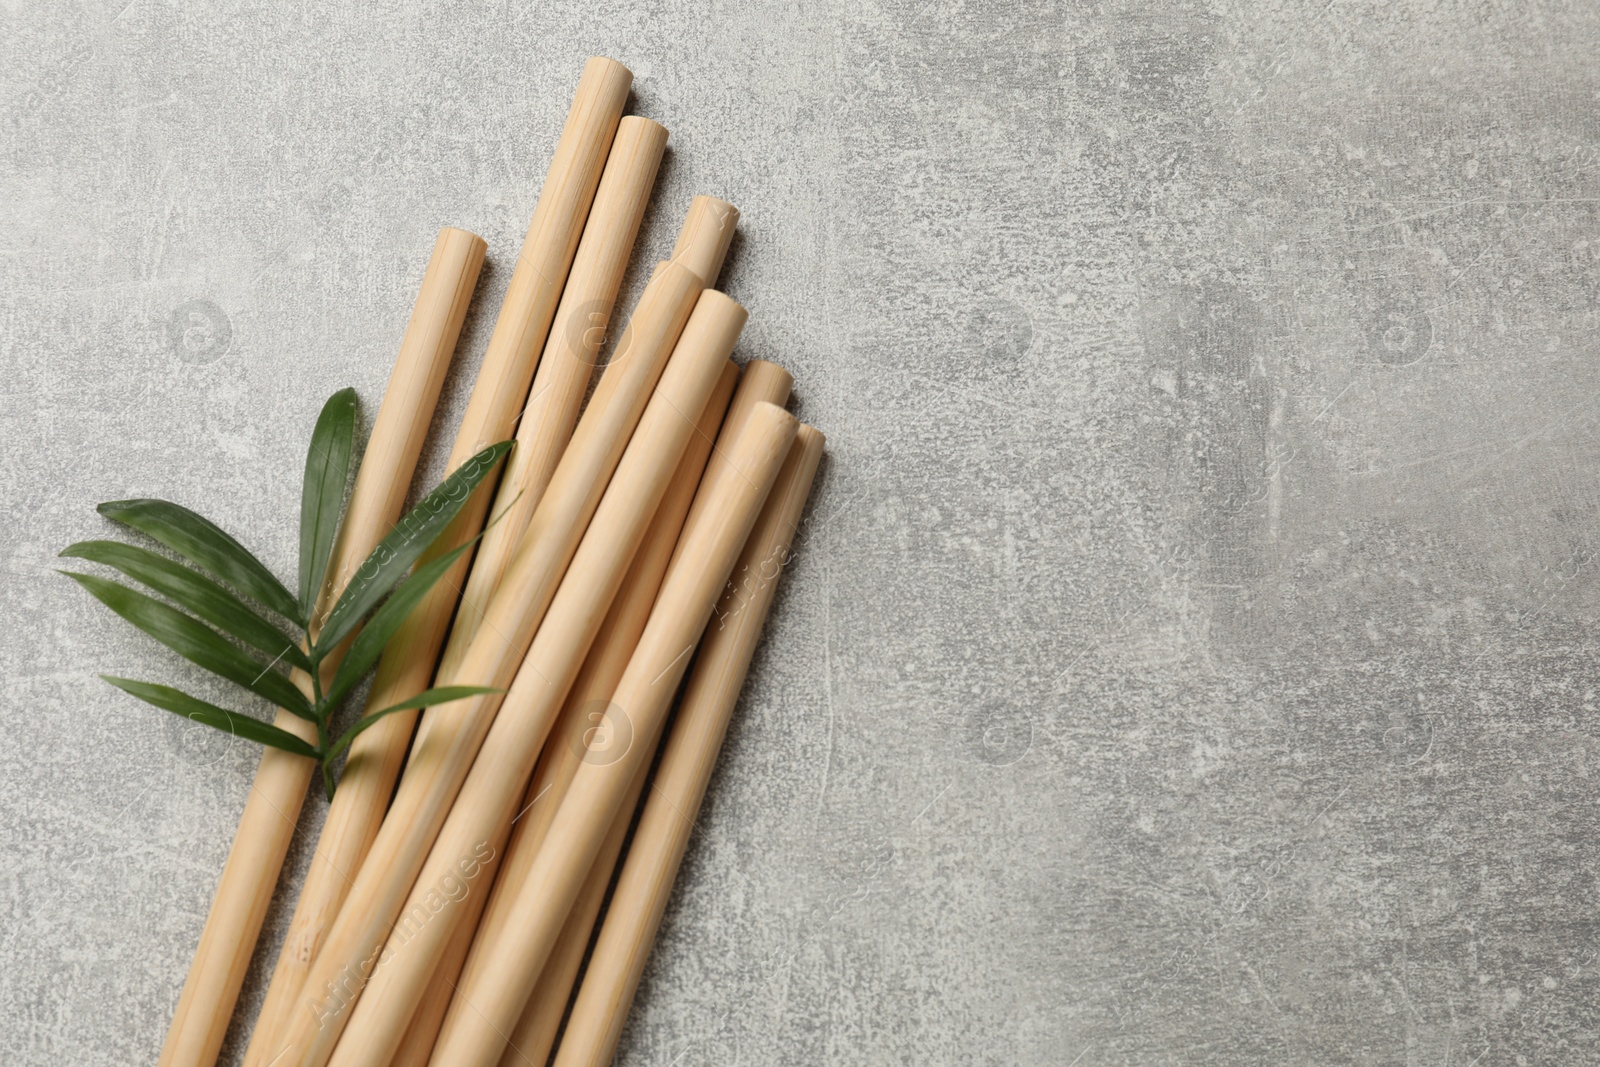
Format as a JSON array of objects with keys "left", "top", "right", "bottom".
[
  {"left": 101, "top": 676, "right": 318, "bottom": 758},
  {"left": 60, "top": 541, "right": 310, "bottom": 673},
  {"left": 299, "top": 387, "right": 359, "bottom": 617},
  {"left": 326, "top": 686, "right": 498, "bottom": 763},
  {"left": 62, "top": 571, "right": 313, "bottom": 719},
  {"left": 321, "top": 540, "right": 474, "bottom": 712},
  {"left": 97, "top": 498, "right": 302, "bottom": 623},
  {"left": 316, "top": 440, "right": 512, "bottom": 653}
]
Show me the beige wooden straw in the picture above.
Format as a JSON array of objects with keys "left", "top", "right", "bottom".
[
  {"left": 239, "top": 61, "right": 631, "bottom": 1067},
  {"left": 499, "top": 721, "right": 650, "bottom": 1067},
  {"left": 482, "top": 359, "right": 790, "bottom": 1067},
  {"left": 428, "top": 402, "right": 799, "bottom": 1067},
  {"left": 388, "top": 200, "right": 741, "bottom": 1067},
  {"left": 384, "top": 202, "right": 739, "bottom": 1067},
  {"left": 505, "top": 360, "right": 789, "bottom": 915},
  {"left": 323, "top": 295, "right": 746, "bottom": 1067},
  {"left": 388, "top": 197, "right": 724, "bottom": 875},
  {"left": 438, "top": 116, "right": 666, "bottom": 684},
  {"left": 275, "top": 289, "right": 742, "bottom": 1067},
  {"left": 488, "top": 361, "right": 787, "bottom": 965},
  {"left": 247, "top": 116, "right": 660, "bottom": 1065},
  {"left": 155, "top": 226, "right": 486, "bottom": 1067},
  {"left": 554, "top": 424, "right": 824, "bottom": 1067},
  {"left": 453, "top": 55, "right": 633, "bottom": 452},
  {"left": 664, "top": 360, "right": 793, "bottom": 568},
  {"left": 669, "top": 195, "right": 739, "bottom": 282},
  {"left": 390, "top": 360, "right": 741, "bottom": 1067}
]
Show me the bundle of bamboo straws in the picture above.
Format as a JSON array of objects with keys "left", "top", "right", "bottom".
[{"left": 154, "top": 56, "right": 822, "bottom": 1067}]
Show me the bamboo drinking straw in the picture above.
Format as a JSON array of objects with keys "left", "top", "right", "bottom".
[
  {"left": 438, "top": 116, "right": 667, "bottom": 683},
  {"left": 387, "top": 200, "right": 741, "bottom": 1067},
  {"left": 487, "top": 361, "right": 787, "bottom": 956},
  {"left": 490, "top": 360, "right": 792, "bottom": 1067},
  {"left": 663, "top": 360, "right": 793, "bottom": 567},
  {"left": 275, "top": 290, "right": 744, "bottom": 1067},
  {"left": 455, "top": 54, "right": 632, "bottom": 452},
  {"left": 427, "top": 402, "right": 799, "bottom": 1067},
  {"left": 323, "top": 295, "right": 747, "bottom": 1067},
  {"left": 156, "top": 226, "right": 486, "bottom": 1067},
  {"left": 499, "top": 722, "right": 650, "bottom": 1067},
  {"left": 390, "top": 360, "right": 741, "bottom": 1067},
  {"left": 467, "top": 359, "right": 789, "bottom": 1066},
  {"left": 553, "top": 425, "right": 824, "bottom": 1067},
  {"left": 411, "top": 196, "right": 725, "bottom": 788},
  {"left": 669, "top": 195, "right": 739, "bottom": 282},
  {"left": 240, "top": 62, "right": 631, "bottom": 1067},
  {"left": 269, "top": 206, "right": 717, "bottom": 1062}
]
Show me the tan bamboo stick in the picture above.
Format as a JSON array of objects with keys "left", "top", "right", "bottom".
[
  {"left": 387, "top": 200, "right": 741, "bottom": 1067},
  {"left": 499, "top": 428, "right": 816, "bottom": 1067},
  {"left": 486, "top": 360, "right": 787, "bottom": 966},
  {"left": 155, "top": 226, "right": 486, "bottom": 1067},
  {"left": 669, "top": 195, "right": 739, "bottom": 283},
  {"left": 239, "top": 61, "right": 631, "bottom": 1067},
  {"left": 554, "top": 424, "right": 824, "bottom": 1067},
  {"left": 431, "top": 55, "right": 631, "bottom": 472},
  {"left": 276, "top": 288, "right": 742, "bottom": 1067},
  {"left": 438, "top": 116, "right": 666, "bottom": 684},
  {"left": 249, "top": 116, "right": 661, "bottom": 1065},
  {"left": 663, "top": 360, "right": 794, "bottom": 574},
  {"left": 490, "top": 358, "right": 791, "bottom": 1067},
  {"left": 428, "top": 401, "right": 799, "bottom": 1067},
  {"left": 391, "top": 360, "right": 741, "bottom": 1067},
  {"left": 324, "top": 295, "right": 747, "bottom": 1067},
  {"left": 499, "top": 719, "right": 649, "bottom": 1067},
  {"left": 413, "top": 194, "right": 727, "bottom": 782}
]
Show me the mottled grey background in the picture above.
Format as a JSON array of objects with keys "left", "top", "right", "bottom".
[{"left": 5, "top": 1, "right": 1600, "bottom": 1064}]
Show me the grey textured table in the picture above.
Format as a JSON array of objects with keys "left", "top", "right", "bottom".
[{"left": 5, "top": 3, "right": 1599, "bottom": 1064}]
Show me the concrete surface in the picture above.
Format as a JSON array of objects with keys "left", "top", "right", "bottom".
[{"left": 5, "top": 2, "right": 1600, "bottom": 1064}]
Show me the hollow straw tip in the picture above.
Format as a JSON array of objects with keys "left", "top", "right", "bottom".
[{"left": 591, "top": 118, "right": 667, "bottom": 207}]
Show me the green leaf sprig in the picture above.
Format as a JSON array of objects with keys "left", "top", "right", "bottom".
[{"left": 59, "top": 388, "right": 514, "bottom": 798}]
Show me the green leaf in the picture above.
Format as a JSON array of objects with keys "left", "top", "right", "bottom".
[
  {"left": 315, "top": 441, "right": 512, "bottom": 654},
  {"left": 62, "top": 571, "right": 314, "bottom": 719},
  {"left": 59, "top": 541, "right": 311, "bottom": 673},
  {"left": 98, "top": 498, "right": 303, "bottom": 624},
  {"left": 101, "top": 676, "right": 318, "bottom": 758},
  {"left": 299, "top": 388, "right": 359, "bottom": 619},
  {"left": 326, "top": 686, "right": 498, "bottom": 764},
  {"left": 320, "top": 540, "right": 474, "bottom": 713}
]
